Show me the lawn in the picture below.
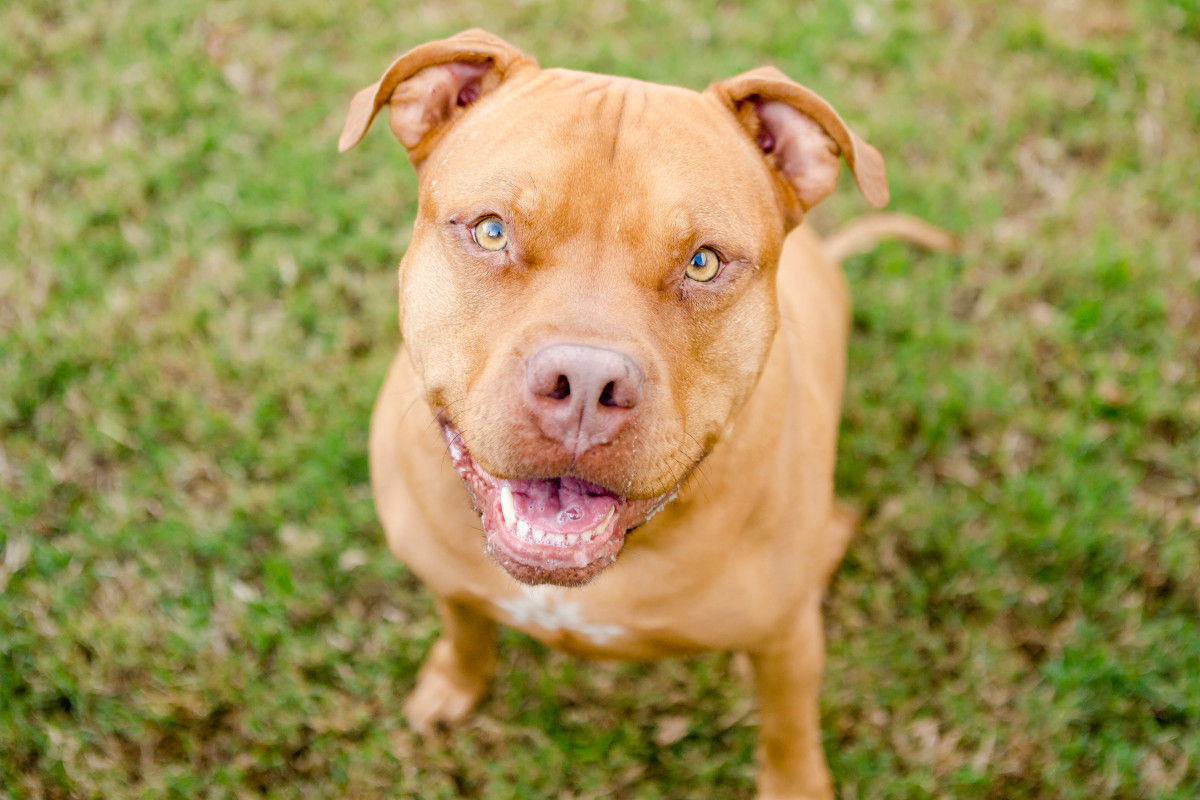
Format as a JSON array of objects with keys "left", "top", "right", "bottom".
[{"left": 2, "top": 0, "right": 1198, "bottom": 798}]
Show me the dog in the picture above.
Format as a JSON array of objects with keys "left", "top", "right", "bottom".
[{"left": 339, "top": 29, "right": 948, "bottom": 799}]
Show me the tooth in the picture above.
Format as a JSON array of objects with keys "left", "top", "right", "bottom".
[
  {"left": 517, "top": 520, "right": 530, "bottom": 539},
  {"left": 533, "top": 527, "right": 546, "bottom": 542},
  {"left": 582, "top": 529, "right": 594, "bottom": 542},
  {"left": 500, "top": 486, "right": 516, "bottom": 527},
  {"left": 567, "top": 534, "right": 579, "bottom": 545}
]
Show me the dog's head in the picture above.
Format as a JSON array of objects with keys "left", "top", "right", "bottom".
[{"left": 341, "top": 29, "right": 887, "bottom": 586}]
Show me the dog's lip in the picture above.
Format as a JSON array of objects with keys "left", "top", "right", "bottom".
[
  {"left": 438, "top": 419, "right": 678, "bottom": 586},
  {"left": 483, "top": 490, "right": 626, "bottom": 579}
]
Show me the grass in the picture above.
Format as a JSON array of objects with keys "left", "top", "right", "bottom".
[{"left": 2, "top": 0, "right": 1199, "bottom": 797}]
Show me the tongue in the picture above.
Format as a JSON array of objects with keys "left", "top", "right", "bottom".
[{"left": 503, "top": 476, "right": 618, "bottom": 534}]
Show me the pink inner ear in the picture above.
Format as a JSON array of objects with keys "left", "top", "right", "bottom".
[
  {"left": 388, "top": 61, "right": 492, "bottom": 149},
  {"left": 457, "top": 78, "right": 482, "bottom": 106},
  {"left": 754, "top": 99, "right": 842, "bottom": 211}
]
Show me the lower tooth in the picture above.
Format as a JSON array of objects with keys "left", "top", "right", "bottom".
[
  {"left": 517, "top": 520, "right": 530, "bottom": 538},
  {"left": 500, "top": 486, "right": 516, "bottom": 527},
  {"left": 567, "top": 534, "right": 579, "bottom": 545},
  {"left": 583, "top": 508, "right": 613, "bottom": 542}
]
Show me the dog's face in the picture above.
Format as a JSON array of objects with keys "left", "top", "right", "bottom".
[
  {"left": 402, "top": 72, "right": 784, "bottom": 585},
  {"left": 340, "top": 30, "right": 887, "bottom": 586}
]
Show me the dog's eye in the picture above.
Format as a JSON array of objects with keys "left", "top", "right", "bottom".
[
  {"left": 685, "top": 247, "right": 721, "bottom": 282},
  {"left": 472, "top": 216, "right": 508, "bottom": 251}
]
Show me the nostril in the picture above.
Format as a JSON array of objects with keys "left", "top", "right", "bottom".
[
  {"left": 598, "top": 381, "right": 616, "bottom": 407},
  {"left": 549, "top": 375, "right": 570, "bottom": 400}
]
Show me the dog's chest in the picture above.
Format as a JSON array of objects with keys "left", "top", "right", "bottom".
[{"left": 487, "top": 585, "right": 628, "bottom": 648}]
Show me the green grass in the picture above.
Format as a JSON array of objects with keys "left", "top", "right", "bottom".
[{"left": 2, "top": 1, "right": 1198, "bottom": 797}]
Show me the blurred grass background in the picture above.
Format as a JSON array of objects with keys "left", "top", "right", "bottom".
[{"left": 2, "top": 0, "right": 1199, "bottom": 798}]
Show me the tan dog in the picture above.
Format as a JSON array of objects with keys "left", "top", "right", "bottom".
[{"left": 340, "top": 29, "right": 932, "bottom": 799}]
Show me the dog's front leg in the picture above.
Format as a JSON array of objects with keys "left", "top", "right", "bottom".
[
  {"left": 748, "top": 600, "right": 835, "bottom": 800},
  {"left": 403, "top": 597, "right": 497, "bottom": 733}
]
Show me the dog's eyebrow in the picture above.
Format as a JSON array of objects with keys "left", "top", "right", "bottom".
[
  {"left": 444, "top": 170, "right": 528, "bottom": 199},
  {"left": 431, "top": 172, "right": 537, "bottom": 223},
  {"left": 658, "top": 203, "right": 759, "bottom": 257}
]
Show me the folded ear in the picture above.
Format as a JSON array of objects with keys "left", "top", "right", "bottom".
[
  {"left": 707, "top": 67, "right": 889, "bottom": 220},
  {"left": 337, "top": 28, "right": 537, "bottom": 162}
]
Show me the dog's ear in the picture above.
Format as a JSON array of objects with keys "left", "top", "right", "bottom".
[
  {"left": 338, "top": 29, "right": 537, "bottom": 162},
  {"left": 707, "top": 67, "right": 889, "bottom": 220}
]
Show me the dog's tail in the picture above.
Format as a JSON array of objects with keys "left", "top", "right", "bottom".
[{"left": 823, "top": 213, "right": 958, "bottom": 263}]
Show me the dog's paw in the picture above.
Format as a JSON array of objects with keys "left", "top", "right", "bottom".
[
  {"left": 403, "top": 669, "right": 484, "bottom": 733},
  {"left": 754, "top": 792, "right": 834, "bottom": 800},
  {"left": 754, "top": 767, "right": 834, "bottom": 800},
  {"left": 403, "top": 640, "right": 491, "bottom": 734}
]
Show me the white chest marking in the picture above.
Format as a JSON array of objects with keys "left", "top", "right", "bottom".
[{"left": 493, "top": 585, "right": 626, "bottom": 645}]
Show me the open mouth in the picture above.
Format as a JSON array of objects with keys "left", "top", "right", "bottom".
[{"left": 439, "top": 420, "right": 678, "bottom": 586}]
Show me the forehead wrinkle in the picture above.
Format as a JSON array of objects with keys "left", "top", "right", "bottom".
[{"left": 432, "top": 69, "right": 775, "bottom": 258}]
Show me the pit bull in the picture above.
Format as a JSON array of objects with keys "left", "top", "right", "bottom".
[{"left": 339, "top": 28, "right": 941, "bottom": 799}]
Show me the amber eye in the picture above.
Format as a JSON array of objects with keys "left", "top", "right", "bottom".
[
  {"left": 685, "top": 247, "right": 721, "bottom": 282},
  {"left": 472, "top": 216, "right": 508, "bottom": 251}
]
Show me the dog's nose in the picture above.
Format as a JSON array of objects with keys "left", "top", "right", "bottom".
[{"left": 524, "top": 344, "right": 643, "bottom": 453}]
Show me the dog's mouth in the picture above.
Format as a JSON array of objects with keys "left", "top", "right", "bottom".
[{"left": 439, "top": 420, "right": 678, "bottom": 586}]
